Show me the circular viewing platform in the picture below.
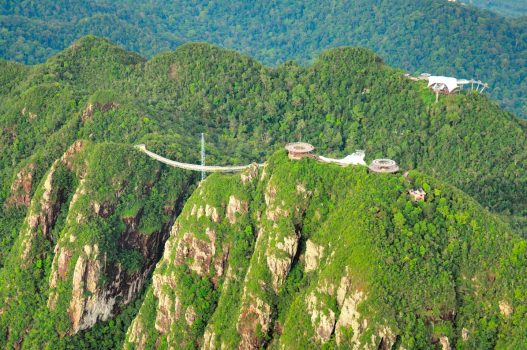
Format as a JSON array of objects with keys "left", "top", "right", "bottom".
[
  {"left": 368, "top": 159, "right": 399, "bottom": 173},
  {"left": 285, "top": 142, "right": 315, "bottom": 160}
]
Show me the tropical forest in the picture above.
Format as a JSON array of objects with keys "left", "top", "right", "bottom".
[{"left": 0, "top": 1, "right": 526, "bottom": 349}]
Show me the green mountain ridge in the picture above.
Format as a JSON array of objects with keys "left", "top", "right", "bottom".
[
  {"left": 1, "top": 0, "right": 527, "bottom": 118},
  {"left": 122, "top": 151, "right": 527, "bottom": 349},
  {"left": 0, "top": 37, "right": 526, "bottom": 348}
]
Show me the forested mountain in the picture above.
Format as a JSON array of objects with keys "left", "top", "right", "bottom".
[
  {"left": 1, "top": 0, "right": 526, "bottom": 118},
  {"left": 0, "top": 37, "right": 526, "bottom": 348},
  {"left": 462, "top": 0, "right": 527, "bottom": 17}
]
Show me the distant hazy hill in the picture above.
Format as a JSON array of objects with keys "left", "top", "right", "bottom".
[
  {"left": 0, "top": 0, "right": 526, "bottom": 118},
  {"left": 0, "top": 38, "right": 526, "bottom": 348},
  {"left": 462, "top": 0, "right": 527, "bottom": 17}
]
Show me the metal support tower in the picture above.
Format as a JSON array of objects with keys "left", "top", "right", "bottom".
[{"left": 201, "top": 133, "right": 205, "bottom": 181}]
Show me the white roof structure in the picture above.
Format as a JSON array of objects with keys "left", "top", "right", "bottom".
[
  {"left": 428, "top": 76, "right": 459, "bottom": 93},
  {"left": 318, "top": 150, "right": 366, "bottom": 166}
]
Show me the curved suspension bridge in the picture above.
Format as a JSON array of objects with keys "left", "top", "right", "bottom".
[{"left": 135, "top": 144, "right": 263, "bottom": 173}]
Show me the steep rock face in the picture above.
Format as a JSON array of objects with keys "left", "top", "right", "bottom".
[
  {"left": 0, "top": 141, "right": 85, "bottom": 347},
  {"left": 0, "top": 142, "right": 193, "bottom": 348},
  {"left": 5, "top": 163, "right": 35, "bottom": 208},
  {"left": 44, "top": 143, "right": 190, "bottom": 334},
  {"left": 19, "top": 140, "right": 88, "bottom": 265},
  {"left": 124, "top": 152, "right": 527, "bottom": 349}
]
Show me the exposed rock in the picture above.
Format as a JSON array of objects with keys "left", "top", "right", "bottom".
[
  {"left": 267, "top": 234, "right": 299, "bottom": 291},
  {"left": 192, "top": 204, "right": 221, "bottom": 223},
  {"left": 154, "top": 275, "right": 181, "bottom": 334},
  {"left": 63, "top": 199, "right": 170, "bottom": 334},
  {"left": 176, "top": 232, "right": 215, "bottom": 276},
  {"left": 306, "top": 293, "right": 336, "bottom": 343},
  {"left": 82, "top": 103, "right": 94, "bottom": 122},
  {"left": 226, "top": 196, "right": 248, "bottom": 224},
  {"left": 499, "top": 300, "right": 513, "bottom": 317},
  {"left": 296, "top": 183, "right": 307, "bottom": 194},
  {"left": 266, "top": 206, "right": 289, "bottom": 221},
  {"left": 305, "top": 240, "right": 324, "bottom": 272},
  {"left": 21, "top": 162, "right": 61, "bottom": 262},
  {"left": 5, "top": 163, "right": 35, "bottom": 208},
  {"left": 82, "top": 102, "right": 119, "bottom": 122},
  {"left": 462, "top": 328, "right": 469, "bottom": 341},
  {"left": 335, "top": 290, "right": 367, "bottom": 347},
  {"left": 212, "top": 244, "right": 230, "bottom": 287},
  {"left": 61, "top": 140, "right": 86, "bottom": 174},
  {"left": 68, "top": 245, "right": 116, "bottom": 333},
  {"left": 377, "top": 326, "right": 397, "bottom": 350},
  {"left": 47, "top": 246, "right": 73, "bottom": 309},
  {"left": 241, "top": 164, "right": 259, "bottom": 185},
  {"left": 57, "top": 248, "right": 73, "bottom": 279},
  {"left": 127, "top": 317, "right": 148, "bottom": 350},
  {"left": 205, "top": 204, "right": 221, "bottom": 223},
  {"left": 92, "top": 200, "right": 114, "bottom": 217},
  {"left": 237, "top": 296, "right": 272, "bottom": 350},
  {"left": 185, "top": 306, "right": 197, "bottom": 326},
  {"left": 264, "top": 184, "right": 277, "bottom": 206},
  {"left": 202, "top": 327, "right": 216, "bottom": 350},
  {"left": 439, "top": 336, "right": 451, "bottom": 350},
  {"left": 337, "top": 274, "right": 352, "bottom": 307}
]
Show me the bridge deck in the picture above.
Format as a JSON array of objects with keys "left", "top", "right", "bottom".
[{"left": 135, "top": 144, "right": 262, "bottom": 172}]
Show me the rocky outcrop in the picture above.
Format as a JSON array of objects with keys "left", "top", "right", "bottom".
[
  {"left": 306, "top": 293, "right": 336, "bottom": 342},
  {"left": 40, "top": 142, "right": 186, "bottom": 335},
  {"left": 176, "top": 230, "right": 216, "bottom": 276},
  {"left": 439, "top": 336, "right": 451, "bottom": 350},
  {"left": 48, "top": 246, "right": 73, "bottom": 309},
  {"left": 190, "top": 203, "right": 220, "bottom": 223},
  {"left": 5, "top": 163, "right": 35, "bottom": 208},
  {"left": 127, "top": 317, "right": 148, "bottom": 350},
  {"left": 21, "top": 107, "right": 37, "bottom": 121},
  {"left": 335, "top": 290, "right": 367, "bottom": 346},
  {"left": 499, "top": 300, "right": 513, "bottom": 317},
  {"left": 237, "top": 296, "right": 272, "bottom": 350},
  {"left": 20, "top": 161, "right": 62, "bottom": 262},
  {"left": 241, "top": 164, "right": 259, "bottom": 185},
  {"left": 226, "top": 196, "right": 248, "bottom": 224},
  {"left": 81, "top": 102, "right": 119, "bottom": 122},
  {"left": 68, "top": 245, "right": 109, "bottom": 333},
  {"left": 59, "top": 203, "right": 174, "bottom": 333},
  {"left": 266, "top": 234, "right": 299, "bottom": 291},
  {"left": 305, "top": 240, "right": 324, "bottom": 272}
]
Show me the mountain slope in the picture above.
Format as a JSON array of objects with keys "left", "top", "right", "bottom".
[
  {"left": 1, "top": 0, "right": 526, "bottom": 117},
  {"left": 1, "top": 37, "right": 525, "bottom": 252},
  {"left": 0, "top": 38, "right": 526, "bottom": 348},
  {"left": 124, "top": 151, "right": 527, "bottom": 349}
]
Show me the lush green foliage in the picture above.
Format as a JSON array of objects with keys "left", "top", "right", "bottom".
[
  {"left": 127, "top": 151, "right": 527, "bottom": 348},
  {"left": 1, "top": 0, "right": 527, "bottom": 117},
  {"left": 0, "top": 38, "right": 526, "bottom": 348}
]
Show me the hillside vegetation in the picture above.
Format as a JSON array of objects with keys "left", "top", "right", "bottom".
[
  {"left": 0, "top": 37, "right": 526, "bottom": 348},
  {"left": 121, "top": 151, "right": 527, "bottom": 349},
  {"left": 1, "top": 0, "right": 527, "bottom": 117}
]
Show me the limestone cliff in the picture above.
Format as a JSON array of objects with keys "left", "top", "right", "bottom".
[{"left": 0, "top": 141, "right": 193, "bottom": 347}]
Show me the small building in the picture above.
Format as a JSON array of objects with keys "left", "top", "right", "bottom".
[
  {"left": 428, "top": 76, "right": 460, "bottom": 94},
  {"left": 368, "top": 159, "right": 399, "bottom": 174},
  {"left": 285, "top": 142, "right": 315, "bottom": 160},
  {"left": 408, "top": 188, "right": 426, "bottom": 201}
]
